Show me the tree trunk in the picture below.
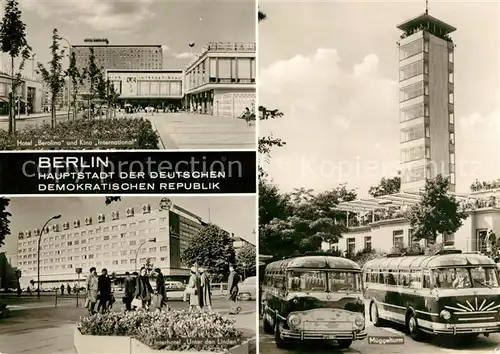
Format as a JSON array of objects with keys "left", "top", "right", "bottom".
[
  {"left": 51, "top": 101, "right": 56, "bottom": 128},
  {"left": 9, "top": 56, "right": 14, "bottom": 133}
]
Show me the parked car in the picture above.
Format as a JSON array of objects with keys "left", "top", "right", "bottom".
[
  {"left": 238, "top": 276, "right": 256, "bottom": 301},
  {"left": 165, "top": 281, "right": 185, "bottom": 291}
]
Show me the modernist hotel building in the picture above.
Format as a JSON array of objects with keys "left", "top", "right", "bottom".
[
  {"left": 327, "top": 11, "right": 500, "bottom": 255},
  {"left": 16, "top": 200, "right": 213, "bottom": 289}
]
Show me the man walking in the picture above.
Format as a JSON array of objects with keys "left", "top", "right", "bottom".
[
  {"left": 200, "top": 268, "right": 212, "bottom": 310},
  {"left": 124, "top": 272, "right": 135, "bottom": 311},
  {"left": 86, "top": 267, "right": 98, "bottom": 315},
  {"left": 227, "top": 265, "right": 241, "bottom": 314},
  {"left": 97, "top": 268, "right": 112, "bottom": 314}
]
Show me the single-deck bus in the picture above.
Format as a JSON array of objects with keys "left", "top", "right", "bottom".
[
  {"left": 363, "top": 249, "right": 500, "bottom": 342},
  {"left": 261, "top": 254, "right": 367, "bottom": 349}
]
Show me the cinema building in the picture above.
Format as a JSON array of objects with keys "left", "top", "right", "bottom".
[
  {"left": 184, "top": 42, "right": 256, "bottom": 118},
  {"left": 107, "top": 70, "right": 184, "bottom": 108},
  {"left": 16, "top": 200, "right": 206, "bottom": 289}
]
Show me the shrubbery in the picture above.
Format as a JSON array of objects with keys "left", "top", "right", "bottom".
[
  {"left": 0, "top": 117, "right": 159, "bottom": 150},
  {"left": 78, "top": 310, "right": 243, "bottom": 352}
]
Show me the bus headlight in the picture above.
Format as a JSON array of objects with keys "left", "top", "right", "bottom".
[
  {"left": 440, "top": 310, "right": 451, "bottom": 320},
  {"left": 354, "top": 315, "right": 365, "bottom": 328},
  {"left": 288, "top": 314, "right": 301, "bottom": 329}
]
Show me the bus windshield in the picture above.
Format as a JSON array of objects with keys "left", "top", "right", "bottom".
[
  {"left": 433, "top": 267, "right": 499, "bottom": 289},
  {"left": 287, "top": 270, "right": 361, "bottom": 292}
]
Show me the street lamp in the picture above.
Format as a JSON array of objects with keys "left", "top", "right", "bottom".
[
  {"left": 37, "top": 214, "right": 61, "bottom": 299},
  {"left": 60, "top": 36, "right": 72, "bottom": 114},
  {"left": 135, "top": 238, "right": 156, "bottom": 272}
]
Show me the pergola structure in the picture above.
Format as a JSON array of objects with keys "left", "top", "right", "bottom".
[{"left": 334, "top": 190, "right": 480, "bottom": 223}]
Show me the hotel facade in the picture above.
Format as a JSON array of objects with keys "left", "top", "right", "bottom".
[
  {"left": 16, "top": 199, "right": 207, "bottom": 289},
  {"left": 184, "top": 42, "right": 256, "bottom": 118}
]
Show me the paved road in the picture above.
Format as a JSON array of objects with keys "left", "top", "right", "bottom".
[
  {"left": 259, "top": 316, "right": 500, "bottom": 354},
  {"left": 0, "top": 298, "right": 256, "bottom": 354},
  {"left": 147, "top": 112, "right": 256, "bottom": 149},
  {"left": 0, "top": 112, "right": 75, "bottom": 131}
]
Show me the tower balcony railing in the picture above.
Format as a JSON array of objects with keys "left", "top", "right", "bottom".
[{"left": 400, "top": 24, "right": 453, "bottom": 43}]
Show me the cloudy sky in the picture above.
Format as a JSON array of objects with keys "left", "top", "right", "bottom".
[
  {"left": 259, "top": 0, "right": 500, "bottom": 196},
  {"left": 2, "top": 0, "right": 255, "bottom": 71},
  {"left": 0, "top": 196, "right": 256, "bottom": 264}
]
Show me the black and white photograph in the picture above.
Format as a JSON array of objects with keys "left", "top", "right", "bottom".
[
  {"left": 0, "top": 196, "right": 257, "bottom": 354},
  {"left": 0, "top": 0, "right": 256, "bottom": 150},
  {"left": 259, "top": 1, "right": 499, "bottom": 353}
]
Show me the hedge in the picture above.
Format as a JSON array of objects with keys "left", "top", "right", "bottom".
[
  {"left": 0, "top": 117, "right": 160, "bottom": 150},
  {"left": 78, "top": 310, "right": 243, "bottom": 352}
]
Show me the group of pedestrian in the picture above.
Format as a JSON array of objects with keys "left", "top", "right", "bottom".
[
  {"left": 184, "top": 266, "right": 212, "bottom": 312},
  {"left": 85, "top": 267, "right": 114, "bottom": 315},
  {"left": 85, "top": 266, "right": 168, "bottom": 315},
  {"left": 183, "top": 265, "right": 241, "bottom": 314},
  {"left": 59, "top": 283, "right": 72, "bottom": 295}
]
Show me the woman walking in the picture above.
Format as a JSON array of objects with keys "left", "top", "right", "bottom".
[
  {"left": 134, "top": 267, "right": 153, "bottom": 310},
  {"left": 200, "top": 268, "right": 212, "bottom": 311},
  {"left": 186, "top": 266, "right": 201, "bottom": 312}
]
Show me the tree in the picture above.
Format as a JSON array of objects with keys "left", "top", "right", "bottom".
[
  {"left": 259, "top": 185, "right": 357, "bottom": 259},
  {"left": 82, "top": 47, "right": 103, "bottom": 119},
  {"left": 104, "top": 79, "right": 120, "bottom": 118},
  {"left": 66, "top": 51, "right": 83, "bottom": 121},
  {"left": 406, "top": 174, "right": 468, "bottom": 244},
  {"left": 368, "top": 175, "right": 401, "bottom": 197},
  {"left": 0, "top": 253, "right": 18, "bottom": 289},
  {"left": 37, "top": 28, "right": 66, "bottom": 128},
  {"left": 258, "top": 9, "right": 267, "bottom": 22},
  {"left": 181, "top": 224, "right": 236, "bottom": 278},
  {"left": 105, "top": 196, "right": 121, "bottom": 205},
  {"left": 259, "top": 179, "right": 292, "bottom": 226},
  {"left": 0, "top": 198, "right": 11, "bottom": 247},
  {"left": 0, "top": 0, "right": 31, "bottom": 133},
  {"left": 236, "top": 243, "right": 256, "bottom": 278},
  {"left": 258, "top": 106, "right": 286, "bottom": 178}
]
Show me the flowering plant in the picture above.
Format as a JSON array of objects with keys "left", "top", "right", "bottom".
[
  {"left": 0, "top": 117, "right": 159, "bottom": 150},
  {"left": 77, "top": 310, "right": 243, "bottom": 352}
]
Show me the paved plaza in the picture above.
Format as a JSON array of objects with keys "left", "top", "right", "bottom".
[
  {"left": 0, "top": 297, "right": 256, "bottom": 354},
  {"left": 148, "top": 113, "right": 255, "bottom": 149}
]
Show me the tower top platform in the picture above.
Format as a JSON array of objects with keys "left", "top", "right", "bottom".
[{"left": 397, "top": 13, "right": 456, "bottom": 35}]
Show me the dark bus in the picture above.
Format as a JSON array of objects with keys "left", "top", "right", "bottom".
[
  {"left": 363, "top": 249, "right": 500, "bottom": 342},
  {"left": 261, "top": 254, "right": 367, "bottom": 349}
]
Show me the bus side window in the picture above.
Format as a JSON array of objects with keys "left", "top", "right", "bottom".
[
  {"left": 423, "top": 271, "right": 431, "bottom": 289},
  {"left": 409, "top": 270, "right": 422, "bottom": 289},
  {"left": 387, "top": 271, "right": 396, "bottom": 285},
  {"left": 379, "top": 272, "right": 385, "bottom": 284}
]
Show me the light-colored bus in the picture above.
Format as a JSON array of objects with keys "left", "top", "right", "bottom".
[
  {"left": 261, "top": 254, "right": 367, "bottom": 349},
  {"left": 363, "top": 249, "right": 500, "bottom": 343}
]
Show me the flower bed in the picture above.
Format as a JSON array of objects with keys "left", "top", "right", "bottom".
[
  {"left": 0, "top": 117, "right": 160, "bottom": 150},
  {"left": 75, "top": 310, "right": 247, "bottom": 353}
]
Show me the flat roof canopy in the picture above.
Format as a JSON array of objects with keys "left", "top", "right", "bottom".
[
  {"left": 336, "top": 191, "right": 476, "bottom": 213},
  {"left": 397, "top": 13, "right": 456, "bottom": 35}
]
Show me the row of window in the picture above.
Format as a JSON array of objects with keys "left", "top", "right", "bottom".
[
  {"left": 20, "top": 256, "right": 169, "bottom": 274},
  {"left": 20, "top": 243, "right": 169, "bottom": 260},
  {"left": 399, "top": 37, "right": 454, "bottom": 63},
  {"left": 400, "top": 62, "right": 454, "bottom": 83},
  {"left": 401, "top": 145, "right": 430, "bottom": 163},
  {"left": 365, "top": 269, "right": 427, "bottom": 289},
  {"left": 400, "top": 102, "right": 454, "bottom": 123}
]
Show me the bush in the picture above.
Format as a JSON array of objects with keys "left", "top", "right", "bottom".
[
  {"left": 77, "top": 310, "right": 243, "bottom": 352},
  {"left": 0, "top": 117, "right": 159, "bottom": 150}
]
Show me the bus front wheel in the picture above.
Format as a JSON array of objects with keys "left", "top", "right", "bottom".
[
  {"left": 263, "top": 316, "right": 273, "bottom": 334},
  {"left": 406, "top": 312, "right": 423, "bottom": 341},
  {"left": 370, "top": 302, "right": 384, "bottom": 327},
  {"left": 275, "top": 320, "right": 289, "bottom": 349},
  {"left": 337, "top": 339, "right": 352, "bottom": 349}
]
